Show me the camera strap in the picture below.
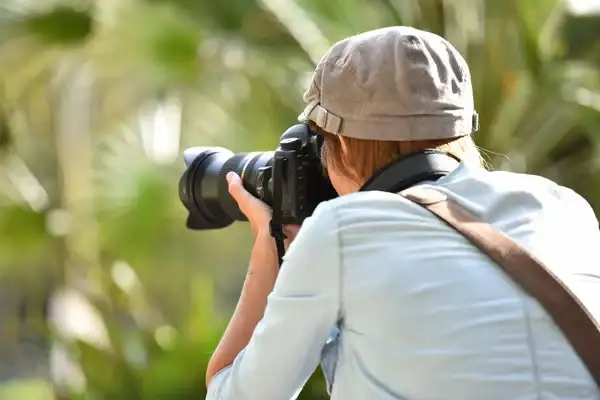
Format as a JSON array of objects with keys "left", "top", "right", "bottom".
[
  {"left": 270, "top": 156, "right": 286, "bottom": 266},
  {"left": 401, "top": 186, "right": 600, "bottom": 386}
]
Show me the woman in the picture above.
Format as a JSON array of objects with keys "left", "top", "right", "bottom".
[{"left": 205, "top": 26, "right": 600, "bottom": 399}]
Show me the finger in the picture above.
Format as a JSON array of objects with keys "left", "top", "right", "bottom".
[
  {"left": 226, "top": 172, "right": 266, "bottom": 218},
  {"left": 226, "top": 172, "right": 250, "bottom": 208}
]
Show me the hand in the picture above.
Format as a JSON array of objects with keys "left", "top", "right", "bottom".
[
  {"left": 227, "top": 172, "right": 302, "bottom": 247},
  {"left": 283, "top": 225, "right": 301, "bottom": 250},
  {"left": 226, "top": 172, "right": 271, "bottom": 237}
]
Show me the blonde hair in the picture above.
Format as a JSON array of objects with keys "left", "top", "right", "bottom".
[{"left": 312, "top": 123, "right": 485, "bottom": 184}]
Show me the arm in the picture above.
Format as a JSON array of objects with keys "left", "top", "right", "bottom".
[
  {"left": 206, "top": 171, "right": 280, "bottom": 384},
  {"left": 206, "top": 203, "right": 341, "bottom": 400},
  {"left": 205, "top": 232, "right": 279, "bottom": 384}
]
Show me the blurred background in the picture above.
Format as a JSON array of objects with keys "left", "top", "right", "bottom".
[{"left": 0, "top": 0, "right": 599, "bottom": 398}]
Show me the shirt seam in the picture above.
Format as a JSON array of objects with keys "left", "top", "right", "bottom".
[
  {"left": 516, "top": 290, "right": 543, "bottom": 398},
  {"left": 332, "top": 204, "right": 344, "bottom": 393},
  {"left": 332, "top": 204, "right": 344, "bottom": 319}
]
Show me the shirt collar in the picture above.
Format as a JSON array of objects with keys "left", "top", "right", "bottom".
[{"left": 434, "top": 160, "right": 484, "bottom": 186}]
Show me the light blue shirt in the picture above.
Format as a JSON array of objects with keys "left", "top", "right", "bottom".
[{"left": 207, "top": 162, "right": 600, "bottom": 400}]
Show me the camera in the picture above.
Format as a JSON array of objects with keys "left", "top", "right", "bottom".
[{"left": 178, "top": 123, "right": 338, "bottom": 231}]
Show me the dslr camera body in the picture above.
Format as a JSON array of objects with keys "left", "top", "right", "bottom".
[
  {"left": 179, "top": 122, "right": 462, "bottom": 263},
  {"left": 179, "top": 123, "right": 337, "bottom": 232}
]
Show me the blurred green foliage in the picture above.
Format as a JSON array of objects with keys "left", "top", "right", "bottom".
[
  {"left": 23, "top": 6, "right": 94, "bottom": 45},
  {"left": 0, "top": 0, "right": 599, "bottom": 398}
]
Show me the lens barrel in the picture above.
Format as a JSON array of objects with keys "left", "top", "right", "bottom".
[
  {"left": 179, "top": 124, "right": 338, "bottom": 231},
  {"left": 179, "top": 147, "right": 273, "bottom": 230}
]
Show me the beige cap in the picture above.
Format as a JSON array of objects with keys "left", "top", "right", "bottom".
[{"left": 299, "top": 26, "right": 479, "bottom": 141}]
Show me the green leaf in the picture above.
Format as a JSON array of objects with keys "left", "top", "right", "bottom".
[
  {"left": 145, "top": 0, "right": 299, "bottom": 50},
  {"left": 416, "top": 0, "right": 446, "bottom": 35},
  {"left": 564, "top": 14, "right": 600, "bottom": 63},
  {"left": 0, "top": 205, "right": 52, "bottom": 267},
  {"left": 99, "top": 167, "right": 172, "bottom": 264},
  {"left": 139, "top": 342, "right": 208, "bottom": 398},
  {"left": 89, "top": 3, "right": 203, "bottom": 91},
  {"left": 75, "top": 339, "right": 140, "bottom": 398},
  {"left": 23, "top": 6, "right": 94, "bottom": 46},
  {"left": 0, "top": 108, "right": 12, "bottom": 151}
]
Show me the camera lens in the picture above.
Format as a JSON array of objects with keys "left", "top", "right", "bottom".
[{"left": 179, "top": 147, "right": 274, "bottom": 230}]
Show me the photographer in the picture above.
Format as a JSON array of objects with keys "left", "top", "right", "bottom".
[{"left": 205, "top": 27, "right": 600, "bottom": 399}]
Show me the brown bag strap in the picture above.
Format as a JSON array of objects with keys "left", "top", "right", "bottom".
[{"left": 400, "top": 186, "right": 600, "bottom": 387}]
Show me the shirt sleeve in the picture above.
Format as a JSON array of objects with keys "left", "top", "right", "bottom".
[{"left": 206, "top": 202, "right": 341, "bottom": 400}]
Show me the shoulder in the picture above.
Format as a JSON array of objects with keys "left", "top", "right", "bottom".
[
  {"left": 487, "top": 170, "right": 596, "bottom": 216},
  {"left": 285, "top": 192, "right": 420, "bottom": 258},
  {"left": 293, "top": 192, "right": 437, "bottom": 262},
  {"left": 437, "top": 166, "right": 596, "bottom": 223}
]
